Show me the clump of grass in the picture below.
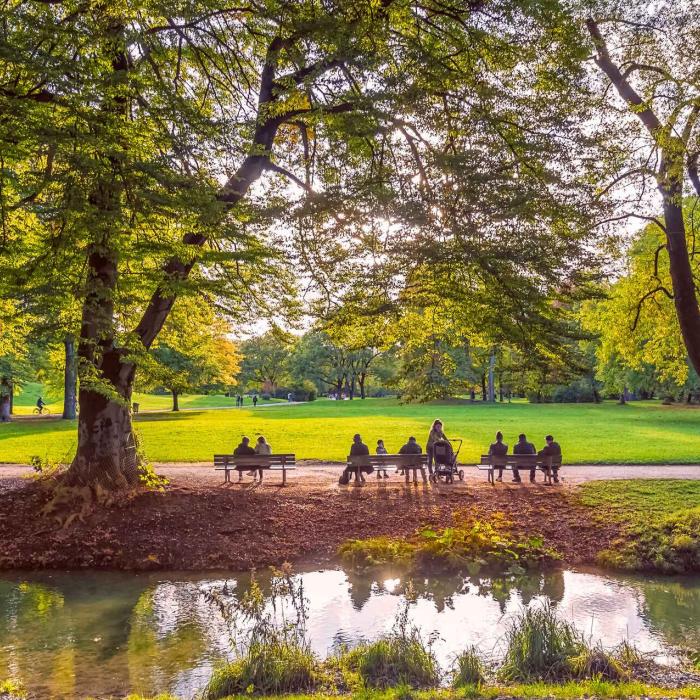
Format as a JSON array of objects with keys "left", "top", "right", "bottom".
[
  {"left": 340, "top": 593, "right": 439, "bottom": 689},
  {"left": 568, "top": 645, "right": 626, "bottom": 681},
  {"left": 498, "top": 604, "right": 585, "bottom": 682},
  {"left": 339, "top": 515, "right": 559, "bottom": 574},
  {"left": 203, "top": 639, "right": 317, "bottom": 698},
  {"left": 614, "top": 640, "right": 643, "bottom": 669},
  {"left": 453, "top": 646, "right": 486, "bottom": 686},
  {"left": 201, "top": 566, "right": 321, "bottom": 698},
  {"left": 598, "top": 506, "right": 700, "bottom": 574}
]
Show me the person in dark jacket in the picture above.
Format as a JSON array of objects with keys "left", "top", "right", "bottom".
[
  {"left": 397, "top": 436, "right": 422, "bottom": 475},
  {"left": 234, "top": 436, "right": 256, "bottom": 456},
  {"left": 513, "top": 433, "right": 537, "bottom": 482},
  {"left": 399, "top": 436, "right": 422, "bottom": 454},
  {"left": 342, "top": 434, "right": 373, "bottom": 482},
  {"left": 488, "top": 431, "right": 510, "bottom": 482},
  {"left": 539, "top": 435, "right": 562, "bottom": 483}
]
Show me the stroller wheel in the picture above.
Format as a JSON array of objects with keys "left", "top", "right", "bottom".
[{"left": 458, "top": 470, "right": 465, "bottom": 481}]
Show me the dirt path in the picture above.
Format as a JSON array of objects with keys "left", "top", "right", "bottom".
[{"left": 0, "top": 461, "right": 695, "bottom": 572}]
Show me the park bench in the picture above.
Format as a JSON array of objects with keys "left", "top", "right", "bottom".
[
  {"left": 346, "top": 454, "right": 429, "bottom": 484},
  {"left": 214, "top": 454, "right": 296, "bottom": 485},
  {"left": 477, "top": 454, "right": 562, "bottom": 485}
]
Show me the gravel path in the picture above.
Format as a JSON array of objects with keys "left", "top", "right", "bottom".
[{"left": 1, "top": 461, "right": 699, "bottom": 486}]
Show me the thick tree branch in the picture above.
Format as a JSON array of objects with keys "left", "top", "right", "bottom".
[{"left": 586, "top": 18, "right": 663, "bottom": 135}]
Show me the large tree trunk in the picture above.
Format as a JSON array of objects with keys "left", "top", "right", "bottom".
[
  {"left": 172, "top": 390, "right": 179, "bottom": 412},
  {"left": 662, "top": 196, "right": 700, "bottom": 375},
  {"left": 63, "top": 334, "right": 77, "bottom": 420},
  {"left": 70, "top": 351, "right": 138, "bottom": 489},
  {"left": 359, "top": 372, "right": 366, "bottom": 399}
]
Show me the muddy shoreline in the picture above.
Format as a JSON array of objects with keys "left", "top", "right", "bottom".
[{"left": 0, "top": 465, "right": 619, "bottom": 571}]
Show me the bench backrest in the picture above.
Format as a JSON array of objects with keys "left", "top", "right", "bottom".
[
  {"left": 215, "top": 453, "right": 296, "bottom": 467},
  {"left": 480, "top": 454, "right": 562, "bottom": 467},
  {"left": 347, "top": 453, "right": 428, "bottom": 466}
]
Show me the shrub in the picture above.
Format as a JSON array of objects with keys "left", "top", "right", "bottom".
[
  {"left": 499, "top": 604, "right": 585, "bottom": 682},
  {"left": 598, "top": 507, "right": 700, "bottom": 574},
  {"left": 338, "top": 517, "right": 559, "bottom": 574},
  {"left": 453, "top": 646, "right": 486, "bottom": 686},
  {"left": 338, "top": 537, "right": 414, "bottom": 568}
]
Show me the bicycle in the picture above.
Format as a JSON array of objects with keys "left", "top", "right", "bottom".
[{"left": 32, "top": 405, "right": 49, "bottom": 415}]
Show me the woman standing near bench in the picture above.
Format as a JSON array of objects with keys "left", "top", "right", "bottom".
[{"left": 427, "top": 419, "right": 448, "bottom": 475}]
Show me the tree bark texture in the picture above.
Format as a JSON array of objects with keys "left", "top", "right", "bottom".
[
  {"left": 63, "top": 335, "right": 77, "bottom": 420},
  {"left": 172, "top": 391, "right": 179, "bottom": 412}
]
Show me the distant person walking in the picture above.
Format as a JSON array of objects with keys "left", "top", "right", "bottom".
[
  {"left": 488, "top": 431, "right": 510, "bottom": 482},
  {"left": 253, "top": 394, "right": 258, "bottom": 407},
  {"left": 539, "top": 435, "right": 562, "bottom": 484},
  {"left": 426, "top": 419, "right": 448, "bottom": 475},
  {"left": 513, "top": 433, "right": 537, "bottom": 482}
]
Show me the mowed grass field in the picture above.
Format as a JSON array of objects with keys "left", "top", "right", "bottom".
[
  {"left": 11, "top": 382, "right": 282, "bottom": 414},
  {"left": 1, "top": 394, "right": 700, "bottom": 464}
]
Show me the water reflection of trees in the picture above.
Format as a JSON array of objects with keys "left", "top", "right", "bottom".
[
  {"left": 0, "top": 574, "right": 228, "bottom": 698},
  {"left": 633, "top": 576, "right": 700, "bottom": 649},
  {"left": 344, "top": 567, "right": 566, "bottom": 613}
]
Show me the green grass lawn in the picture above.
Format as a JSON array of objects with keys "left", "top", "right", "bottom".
[
  {"left": 578, "top": 479, "right": 700, "bottom": 523},
  {"left": 2, "top": 396, "right": 700, "bottom": 464},
  {"left": 11, "top": 382, "right": 280, "bottom": 414}
]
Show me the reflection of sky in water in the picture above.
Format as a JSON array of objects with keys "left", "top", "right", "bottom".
[{"left": 0, "top": 568, "right": 697, "bottom": 699}]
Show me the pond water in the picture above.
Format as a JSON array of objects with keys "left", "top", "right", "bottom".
[{"left": 0, "top": 566, "right": 698, "bottom": 699}]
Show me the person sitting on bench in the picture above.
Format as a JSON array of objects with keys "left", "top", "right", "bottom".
[
  {"left": 539, "top": 434, "right": 562, "bottom": 483},
  {"left": 513, "top": 433, "right": 537, "bottom": 482},
  {"left": 488, "top": 431, "right": 510, "bottom": 482},
  {"left": 342, "top": 434, "right": 373, "bottom": 482},
  {"left": 375, "top": 439, "right": 389, "bottom": 478},
  {"left": 234, "top": 435, "right": 257, "bottom": 478},
  {"left": 397, "top": 436, "right": 422, "bottom": 474},
  {"left": 234, "top": 436, "right": 255, "bottom": 456}
]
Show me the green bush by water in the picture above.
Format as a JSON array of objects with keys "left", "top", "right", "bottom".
[{"left": 339, "top": 517, "right": 559, "bottom": 574}]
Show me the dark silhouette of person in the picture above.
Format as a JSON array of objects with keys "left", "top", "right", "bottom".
[
  {"left": 233, "top": 436, "right": 255, "bottom": 456},
  {"left": 488, "top": 431, "right": 509, "bottom": 482},
  {"left": 343, "top": 434, "right": 372, "bottom": 482},
  {"left": 539, "top": 435, "right": 562, "bottom": 483},
  {"left": 513, "top": 433, "right": 537, "bottom": 482}
]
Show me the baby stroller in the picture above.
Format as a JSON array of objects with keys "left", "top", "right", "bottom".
[{"left": 430, "top": 438, "right": 465, "bottom": 484}]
